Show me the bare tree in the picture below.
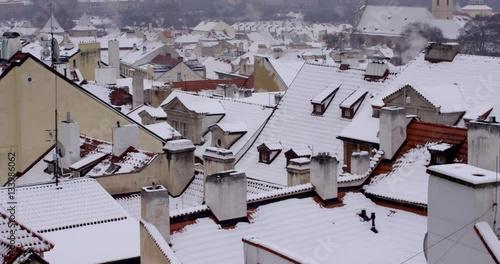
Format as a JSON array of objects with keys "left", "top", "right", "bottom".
[{"left": 459, "top": 15, "right": 500, "bottom": 56}]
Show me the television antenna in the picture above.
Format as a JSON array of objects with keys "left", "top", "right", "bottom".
[{"left": 49, "top": 0, "right": 60, "bottom": 186}]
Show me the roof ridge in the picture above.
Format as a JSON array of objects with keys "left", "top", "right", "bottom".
[{"left": 174, "top": 90, "right": 274, "bottom": 108}]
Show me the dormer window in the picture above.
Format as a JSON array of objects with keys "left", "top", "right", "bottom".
[
  {"left": 257, "top": 143, "right": 282, "bottom": 164},
  {"left": 365, "top": 61, "right": 389, "bottom": 81},
  {"left": 340, "top": 89, "right": 368, "bottom": 119},
  {"left": 285, "top": 148, "right": 311, "bottom": 165},
  {"left": 311, "top": 86, "right": 340, "bottom": 115},
  {"left": 428, "top": 143, "right": 455, "bottom": 165}
]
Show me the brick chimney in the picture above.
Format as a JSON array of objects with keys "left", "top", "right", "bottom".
[
  {"left": 162, "top": 139, "right": 196, "bottom": 196},
  {"left": 205, "top": 170, "right": 247, "bottom": 225},
  {"left": 58, "top": 112, "right": 81, "bottom": 170},
  {"left": 141, "top": 184, "right": 169, "bottom": 243},
  {"left": 310, "top": 153, "right": 339, "bottom": 205},
  {"left": 379, "top": 106, "right": 406, "bottom": 160},
  {"left": 468, "top": 119, "right": 500, "bottom": 172},
  {"left": 112, "top": 124, "right": 139, "bottom": 157}
]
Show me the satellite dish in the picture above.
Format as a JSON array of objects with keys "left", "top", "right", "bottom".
[
  {"left": 56, "top": 141, "right": 66, "bottom": 158},
  {"left": 38, "top": 34, "right": 50, "bottom": 49},
  {"left": 41, "top": 48, "right": 50, "bottom": 59}
]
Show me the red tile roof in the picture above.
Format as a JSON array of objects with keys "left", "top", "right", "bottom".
[
  {"left": 151, "top": 54, "right": 181, "bottom": 66},
  {"left": 372, "top": 120, "right": 468, "bottom": 176},
  {"left": 171, "top": 76, "right": 254, "bottom": 92}
]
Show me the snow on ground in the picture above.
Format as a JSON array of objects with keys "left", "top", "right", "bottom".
[
  {"left": 364, "top": 143, "right": 437, "bottom": 205},
  {"left": 171, "top": 192, "right": 427, "bottom": 264}
]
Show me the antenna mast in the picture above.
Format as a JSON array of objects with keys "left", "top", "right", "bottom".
[{"left": 50, "top": 1, "right": 59, "bottom": 186}]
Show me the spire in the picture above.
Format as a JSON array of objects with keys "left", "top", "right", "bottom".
[
  {"left": 40, "top": 15, "right": 65, "bottom": 34},
  {"left": 72, "top": 13, "right": 96, "bottom": 31}
]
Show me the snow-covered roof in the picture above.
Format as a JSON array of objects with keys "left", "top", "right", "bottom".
[
  {"left": 201, "top": 57, "right": 232, "bottom": 80},
  {"left": 145, "top": 123, "right": 181, "bottom": 141},
  {"left": 374, "top": 52, "right": 500, "bottom": 118},
  {"left": 162, "top": 91, "right": 274, "bottom": 159},
  {"left": 311, "top": 85, "right": 339, "bottom": 104},
  {"left": 69, "top": 152, "right": 107, "bottom": 170},
  {"left": 72, "top": 13, "right": 97, "bottom": 31},
  {"left": 475, "top": 222, "right": 500, "bottom": 263},
  {"left": 236, "top": 62, "right": 394, "bottom": 185},
  {"left": 192, "top": 21, "right": 219, "bottom": 32},
  {"left": 171, "top": 192, "right": 427, "bottom": 264},
  {"left": 462, "top": 4, "right": 493, "bottom": 11},
  {"left": 141, "top": 221, "right": 182, "bottom": 264},
  {"left": 364, "top": 143, "right": 436, "bottom": 206},
  {"left": 116, "top": 173, "right": 284, "bottom": 220},
  {"left": 0, "top": 210, "right": 54, "bottom": 253},
  {"left": 265, "top": 57, "right": 305, "bottom": 87},
  {"left": 121, "top": 40, "right": 166, "bottom": 65},
  {"left": 40, "top": 15, "right": 65, "bottom": 34},
  {"left": 340, "top": 88, "right": 368, "bottom": 108},
  {"left": 357, "top": 5, "right": 462, "bottom": 39}
]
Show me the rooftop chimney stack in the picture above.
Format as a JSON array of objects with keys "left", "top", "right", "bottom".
[
  {"left": 204, "top": 170, "right": 247, "bottom": 225},
  {"left": 108, "top": 39, "right": 120, "bottom": 78},
  {"left": 132, "top": 69, "right": 145, "bottom": 108},
  {"left": 426, "top": 164, "right": 499, "bottom": 264},
  {"left": 202, "top": 148, "right": 235, "bottom": 177},
  {"left": 379, "top": 106, "right": 407, "bottom": 160},
  {"left": 141, "top": 184, "right": 170, "bottom": 243},
  {"left": 467, "top": 120, "right": 500, "bottom": 172},
  {"left": 58, "top": 112, "right": 81, "bottom": 169},
  {"left": 424, "top": 42, "right": 461, "bottom": 63},
  {"left": 351, "top": 151, "right": 370, "bottom": 175},
  {"left": 112, "top": 124, "right": 139, "bottom": 157},
  {"left": 310, "top": 153, "right": 339, "bottom": 205},
  {"left": 162, "top": 139, "right": 196, "bottom": 196},
  {"left": 287, "top": 158, "right": 311, "bottom": 186},
  {"left": 1, "top": 32, "right": 22, "bottom": 61}
]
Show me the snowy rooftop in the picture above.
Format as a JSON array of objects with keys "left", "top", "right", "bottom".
[
  {"left": 236, "top": 62, "right": 394, "bottom": 185},
  {"left": 364, "top": 143, "right": 436, "bottom": 206},
  {"left": 162, "top": 91, "right": 274, "bottom": 159},
  {"left": 265, "top": 58, "right": 305, "bottom": 87},
  {"left": 116, "top": 174, "right": 284, "bottom": 220},
  {"left": 171, "top": 192, "right": 426, "bottom": 264},
  {"left": 72, "top": 13, "right": 97, "bottom": 31},
  {"left": 373, "top": 52, "right": 500, "bottom": 119}
]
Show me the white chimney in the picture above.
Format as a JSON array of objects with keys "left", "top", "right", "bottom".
[
  {"left": 205, "top": 170, "right": 247, "bottom": 225},
  {"left": 351, "top": 151, "right": 370, "bottom": 175},
  {"left": 287, "top": 158, "right": 310, "bottom": 186},
  {"left": 162, "top": 139, "right": 196, "bottom": 196},
  {"left": 1, "top": 32, "right": 22, "bottom": 60},
  {"left": 379, "top": 107, "right": 406, "bottom": 160},
  {"left": 310, "top": 153, "right": 339, "bottom": 204},
  {"left": 58, "top": 112, "right": 81, "bottom": 170},
  {"left": 468, "top": 120, "right": 500, "bottom": 172},
  {"left": 202, "top": 148, "right": 235, "bottom": 177},
  {"left": 426, "top": 164, "right": 499, "bottom": 264},
  {"left": 141, "top": 184, "right": 170, "bottom": 243},
  {"left": 132, "top": 70, "right": 145, "bottom": 108},
  {"left": 108, "top": 39, "right": 120, "bottom": 78},
  {"left": 112, "top": 124, "right": 139, "bottom": 156}
]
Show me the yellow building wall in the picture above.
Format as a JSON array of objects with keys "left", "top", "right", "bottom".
[
  {"left": 68, "top": 42, "right": 101, "bottom": 81},
  {"left": 0, "top": 56, "right": 164, "bottom": 184},
  {"left": 253, "top": 56, "right": 287, "bottom": 93}
]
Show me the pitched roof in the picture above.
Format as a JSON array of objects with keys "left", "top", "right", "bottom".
[
  {"left": 72, "top": 13, "right": 97, "bottom": 31},
  {"left": 170, "top": 77, "right": 252, "bottom": 92},
  {"left": 374, "top": 52, "right": 500, "bottom": 119},
  {"left": 236, "top": 62, "right": 395, "bottom": 185},
  {"left": 40, "top": 15, "right": 65, "bottom": 34},
  {"left": 170, "top": 192, "right": 427, "bottom": 263}
]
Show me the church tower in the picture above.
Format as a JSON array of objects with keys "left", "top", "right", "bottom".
[{"left": 432, "top": 0, "right": 454, "bottom": 20}]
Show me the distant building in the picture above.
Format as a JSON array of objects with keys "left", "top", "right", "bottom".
[
  {"left": 461, "top": 0, "right": 494, "bottom": 17},
  {"left": 432, "top": 0, "right": 454, "bottom": 20}
]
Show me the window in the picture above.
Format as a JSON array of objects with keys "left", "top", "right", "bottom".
[
  {"left": 172, "top": 121, "right": 187, "bottom": 137},
  {"left": 447, "top": 0, "right": 449, "bottom": 5},
  {"left": 314, "top": 104, "right": 323, "bottom": 114},
  {"left": 436, "top": 156, "right": 446, "bottom": 165},
  {"left": 437, "top": 0, "right": 440, "bottom": 6},
  {"left": 260, "top": 152, "right": 269, "bottom": 163},
  {"left": 343, "top": 108, "right": 352, "bottom": 118},
  {"left": 215, "top": 138, "right": 222, "bottom": 148},
  {"left": 177, "top": 72, "right": 182, "bottom": 81}
]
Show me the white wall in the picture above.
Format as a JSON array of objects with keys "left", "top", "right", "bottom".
[{"left": 468, "top": 121, "right": 500, "bottom": 172}]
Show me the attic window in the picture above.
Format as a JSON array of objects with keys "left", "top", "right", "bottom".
[
  {"left": 340, "top": 89, "right": 368, "bottom": 119},
  {"left": 285, "top": 148, "right": 311, "bottom": 165},
  {"left": 311, "top": 86, "right": 340, "bottom": 115},
  {"left": 257, "top": 143, "right": 282, "bottom": 165}
]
